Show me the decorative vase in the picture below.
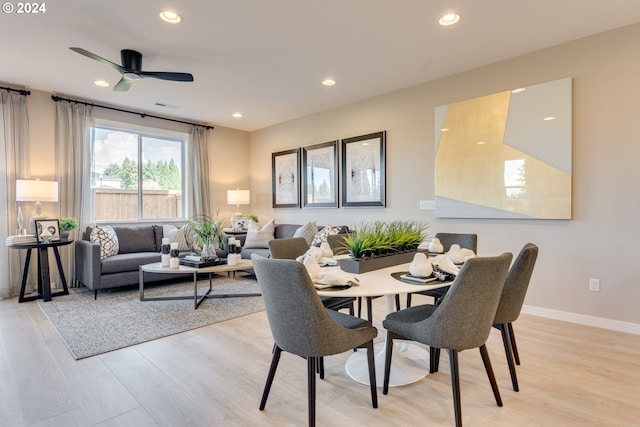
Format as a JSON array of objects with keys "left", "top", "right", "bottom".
[
  {"left": 60, "top": 230, "right": 70, "bottom": 240},
  {"left": 201, "top": 236, "right": 218, "bottom": 260}
]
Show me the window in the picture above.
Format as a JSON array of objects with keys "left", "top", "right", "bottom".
[{"left": 91, "top": 124, "right": 187, "bottom": 222}]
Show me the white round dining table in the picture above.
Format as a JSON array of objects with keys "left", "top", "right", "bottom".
[{"left": 316, "top": 260, "right": 451, "bottom": 387}]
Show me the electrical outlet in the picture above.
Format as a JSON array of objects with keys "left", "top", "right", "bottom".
[
  {"left": 589, "top": 278, "right": 600, "bottom": 292},
  {"left": 419, "top": 200, "right": 435, "bottom": 210}
]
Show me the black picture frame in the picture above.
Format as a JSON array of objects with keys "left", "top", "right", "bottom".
[
  {"left": 272, "top": 148, "right": 301, "bottom": 208},
  {"left": 302, "top": 140, "right": 339, "bottom": 208},
  {"left": 341, "top": 131, "right": 386, "bottom": 207},
  {"left": 35, "top": 219, "right": 61, "bottom": 242}
]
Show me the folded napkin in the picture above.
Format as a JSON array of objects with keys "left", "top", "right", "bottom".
[
  {"left": 313, "top": 269, "right": 360, "bottom": 289},
  {"left": 430, "top": 255, "right": 460, "bottom": 276},
  {"left": 296, "top": 244, "right": 338, "bottom": 266},
  {"left": 299, "top": 251, "right": 358, "bottom": 289},
  {"left": 446, "top": 244, "right": 476, "bottom": 264}
]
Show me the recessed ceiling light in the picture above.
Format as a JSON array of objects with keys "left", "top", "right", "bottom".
[
  {"left": 94, "top": 80, "right": 110, "bottom": 87},
  {"left": 477, "top": 141, "right": 486, "bottom": 145},
  {"left": 512, "top": 88, "right": 526, "bottom": 94},
  {"left": 322, "top": 79, "right": 336, "bottom": 86},
  {"left": 232, "top": 112, "right": 243, "bottom": 118},
  {"left": 159, "top": 10, "right": 182, "bottom": 24},
  {"left": 439, "top": 13, "right": 460, "bottom": 26},
  {"left": 441, "top": 128, "right": 449, "bottom": 132},
  {"left": 543, "top": 116, "right": 556, "bottom": 121}
]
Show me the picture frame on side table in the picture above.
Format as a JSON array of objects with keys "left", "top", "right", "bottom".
[
  {"left": 231, "top": 216, "right": 250, "bottom": 232},
  {"left": 302, "top": 140, "right": 339, "bottom": 208},
  {"left": 35, "top": 219, "right": 61, "bottom": 243},
  {"left": 272, "top": 148, "right": 301, "bottom": 208},
  {"left": 341, "top": 131, "right": 386, "bottom": 207}
]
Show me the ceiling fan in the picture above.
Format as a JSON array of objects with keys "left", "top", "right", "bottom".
[{"left": 70, "top": 47, "right": 194, "bottom": 92}]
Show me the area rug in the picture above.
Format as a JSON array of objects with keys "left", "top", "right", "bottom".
[{"left": 37, "top": 275, "right": 264, "bottom": 359}]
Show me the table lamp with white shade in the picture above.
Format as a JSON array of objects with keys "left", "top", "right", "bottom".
[
  {"left": 16, "top": 179, "right": 59, "bottom": 234},
  {"left": 227, "top": 189, "right": 250, "bottom": 230}
]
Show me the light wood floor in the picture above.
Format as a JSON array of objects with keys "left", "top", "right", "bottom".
[{"left": 1, "top": 292, "right": 639, "bottom": 427}]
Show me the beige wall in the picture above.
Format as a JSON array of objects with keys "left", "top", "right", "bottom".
[
  {"left": 25, "top": 91, "right": 250, "bottom": 223},
  {"left": 250, "top": 23, "right": 640, "bottom": 329}
]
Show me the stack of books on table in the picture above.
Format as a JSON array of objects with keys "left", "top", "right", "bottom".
[{"left": 5, "top": 235, "right": 37, "bottom": 246}]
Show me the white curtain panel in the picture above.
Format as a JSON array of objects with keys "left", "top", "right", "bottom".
[
  {"left": 55, "top": 101, "right": 94, "bottom": 285},
  {"left": 187, "top": 126, "right": 211, "bottom": 217},
  {"left": 0, "top": 92, "right": 30, "bottom": 298}
]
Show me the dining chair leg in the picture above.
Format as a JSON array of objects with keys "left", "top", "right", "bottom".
[
  {"left": 317, "top": 357, "right": 325, "bottom": 380},
  {"left": 307, "top": 357, "right": 316, "bottom": 427},
  {"left": 508, "top": 323, "right": 520, "bottom": 365},
  {"left": 357, "top": 297, "right": 363, "bottom": 318},
  {"left": 448, "top": 349, "right": 462, "bottom": 427},
  {"left": 432, "top": 347, "right": 441, "bottom": 372},
  {"left": 499, "top": 323, "right": 519, "bottom": 391},
  {"left": 349, "top": 301, "right": 355, "bottom": 316},
  {"left": 366, "top": 297, "right": 373, "bottom": 323},
  {"left": 260, "top": 346, "right": 282, "bottom": 410},
  {"left": 366, "top": 340, "right": 378, "bottom": 408},
  {"left": 406, "top": 293, "right": 412, "bottom": 308},
  {"left": 394, "top": 294, "right": 401, "bottom": 311},
  {"left": 479, "top": 344, "right": 503, "bottom": 407},
  {"left": 382, "top": 331, "right": 395, "bottom": 395}
]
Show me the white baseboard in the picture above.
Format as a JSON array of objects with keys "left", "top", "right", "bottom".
[{"left": 522, "top": 305, "right": 640, "bottom": 336}]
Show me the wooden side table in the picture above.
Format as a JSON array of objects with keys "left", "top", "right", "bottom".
[{"left": 9, "top": 239, "right": 73, "bottom": 303}]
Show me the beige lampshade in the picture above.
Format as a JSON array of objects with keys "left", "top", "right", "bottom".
[
  {"left": 16, "top": 179, "right": 59, "bottom": 202},
  {"left": 227, "top": 189, "right": 250, "bottom": 206}
]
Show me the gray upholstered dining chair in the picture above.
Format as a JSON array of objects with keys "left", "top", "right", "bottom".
[
  {"left": 382, "top": 253, "right": 512, "bottom": 427},
  {"left": 252, "top": 255, "right": 378, "bottom": 427},
  {"left": 406, "top": 232, "right": 478, "bottom": 308},
  {"left": 268, "top": 237, "right": 356, "bottom": 315},
  {"left": 493, "top": 243, "right": 538, "bottom": 392}
]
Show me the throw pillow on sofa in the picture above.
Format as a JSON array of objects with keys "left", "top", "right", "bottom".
[
  {"left": 243, "top": 219, "right": 276, "bottom": 249},
  {"left": 163, "top": 224, "right": 196, "bottom": 251},
  {"left": 311, "top": 225, "right": 344, "bottom": 247},
  {"left": 90, "top": 225, "right": 119, "bottom": 260},
  {"left": 293, "top": 221, "right": 318, "bottom": 246}
]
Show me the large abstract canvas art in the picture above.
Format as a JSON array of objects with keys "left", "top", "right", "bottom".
[{"left": 434, "top": 77, "right": 572, "bottom": 219}]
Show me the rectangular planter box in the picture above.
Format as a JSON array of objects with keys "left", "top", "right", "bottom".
[{"left": 339, "top": 250, "right": 422, "bottom": 274}]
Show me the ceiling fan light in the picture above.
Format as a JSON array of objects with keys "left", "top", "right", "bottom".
[
  {"left": 94, "top": 80, "right": 110, "bottom": 87},
  {"left": 123, "top": 72, "right": 142, "bottom": 81},
  {"left": 160, "top": 10, "right": 182, "bottom": 24}
]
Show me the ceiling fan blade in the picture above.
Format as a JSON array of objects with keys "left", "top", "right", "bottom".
[
  {"left": 113, "top": 77, "right": 132, "bottom": 92},
  {"left": 139, "top": 71, "right": 194, "bottom": 82},
  {"left": 70, "top": 47, "right": 127, "bottom": 74}
]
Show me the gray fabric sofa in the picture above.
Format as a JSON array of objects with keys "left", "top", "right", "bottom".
[{"left": 75, "top": 225, "right": 189, "bottom": 298}]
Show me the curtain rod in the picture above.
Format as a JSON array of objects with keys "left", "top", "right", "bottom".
[
  {"left": 51, "top": 95, "right": 214, "bottom": 130},
  {"left": 1, "top": 86, "right": 31, "bottom": 96}
]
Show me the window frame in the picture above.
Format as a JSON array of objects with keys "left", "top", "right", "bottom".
[{"left": 91, "top": 119, "right": 189, "bottom": 224}]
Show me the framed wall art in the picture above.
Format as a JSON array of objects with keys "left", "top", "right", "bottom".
[
  {"left": 35, "top": 219, "right": 60, "bottom": 242},
  {"left": 341, "top": 131, "right": 386, "bottom": 207},
  {"left": 302, "top": 140, "right": 338, "bottom": 208},
  {"left": 434, "top": 77, "right": 572, "bottom": 219},
  {"left": 272, "top": 148, "right": 301, "bottom": 208}
]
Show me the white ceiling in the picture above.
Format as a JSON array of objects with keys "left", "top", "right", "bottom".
[{"left": 2, "top": 1, "right": 640, "bottom": 131}]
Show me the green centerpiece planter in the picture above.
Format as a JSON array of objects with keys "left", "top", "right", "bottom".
[{"left": 338, "top": 220, "right": 428, "bottom": 274}]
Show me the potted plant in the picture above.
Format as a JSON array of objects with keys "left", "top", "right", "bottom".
[
  {"left": 187, "top": 210, "right": 226, "bottom": 260},
  {"left": 339, "top": 220, "right": 428, "bottom": 274},
  {"left": 59, "top": 216, "right": 79, "bottom": 239}
]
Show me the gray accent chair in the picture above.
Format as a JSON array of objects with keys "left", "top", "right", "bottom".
[
  {"left": 252, "top": 255, "right": 378, "bottom": 427},
  {"left": 383, "top": 253, "right": 512, "bottom": 427},
  {"left": 406, "top": 232, "right": 478, "bottom": 308},
  {"left": 493, "top": 243, "right": 538, "bottom": 391}
]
